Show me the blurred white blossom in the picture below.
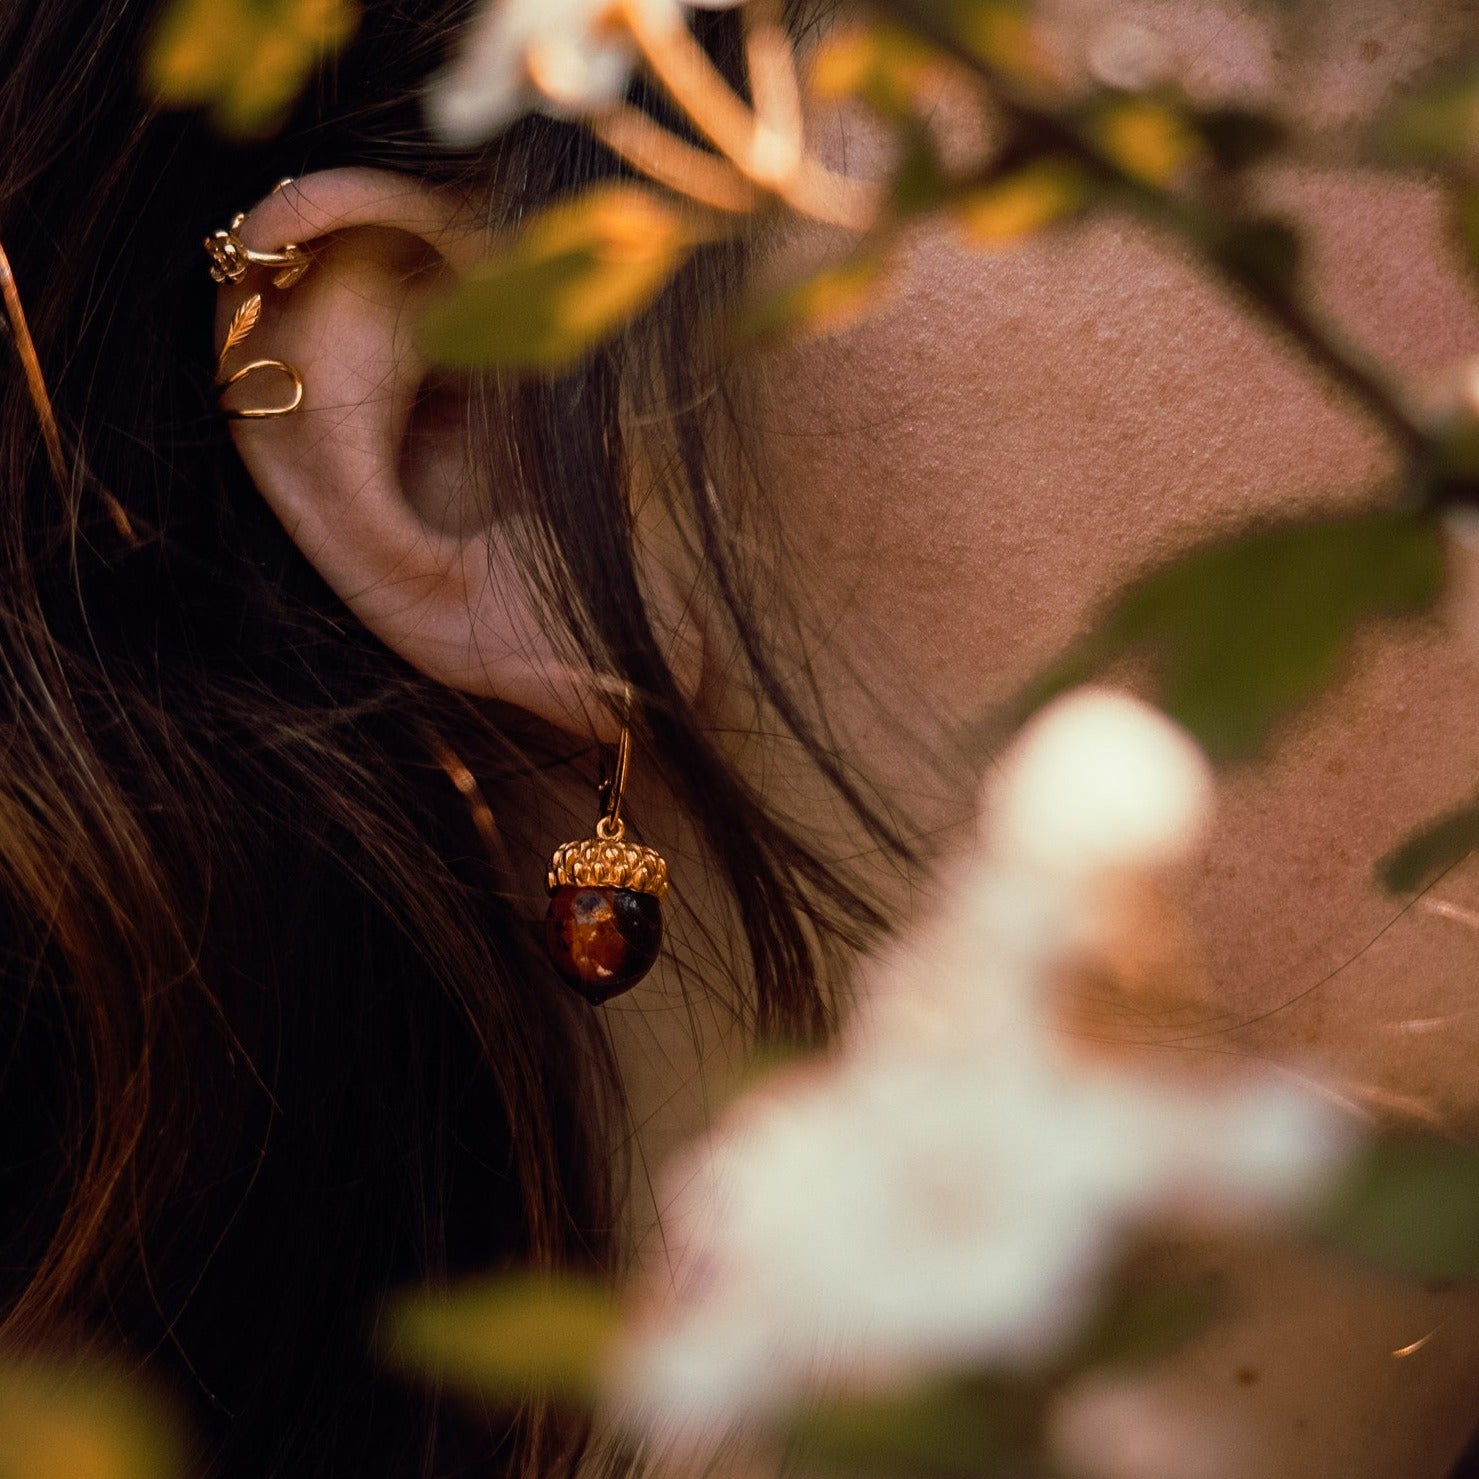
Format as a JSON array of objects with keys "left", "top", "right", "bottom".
[
  {"left": 425, "top": 0, "right": 741, "bottom": 146},
  {"left": 610, "top": 689, "right": 1353, "bottom": 1448}
]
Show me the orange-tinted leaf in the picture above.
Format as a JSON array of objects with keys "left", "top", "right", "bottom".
[
  {"left": 1089, "top": 96, "right": 1205, "bottom": 188},
  {"left": 737, "top": 250, "right": 893, "bottom": 344},
  {"left": 808, "top": 22, "right": 953, "bottom": 119},
  {"left": 417, "top": 186, "right": 694, "bottom": 372},
  {"left": 0, "top": 1356, "right": 186, "bottom": 1479},
  {"left": 145, "top": 0, "right": 357, "bottom": 137},
  {"left": 953, "top": 158, "right": 1091, "bottom": 245}
]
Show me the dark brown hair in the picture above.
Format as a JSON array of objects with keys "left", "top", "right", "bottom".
[{"left": 0, "top": 2, "right": 900, "bottom": 1475}]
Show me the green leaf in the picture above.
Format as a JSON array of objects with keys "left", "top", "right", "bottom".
[
  {"left": 144, "top": 0, "right": 356, "bottom": 138},
  {"left": 891, "top": 118, "right": 952, "bottom": 218},
  {"left": 1377, "top": 800, "right": 1479, "bottom": 893},
  {"left": 1060, "top": 1275, "right": 1220, "bottom": 1375},
  {"left": 1312, "top": 1141, "right": 1479, "bottom": 1281},
  {"left": 0, "top": 1356, "right": 186, "bottom": 1479},
  {"left": 1373, "top": 63, "right": 1479, "bottom": 173},
  {"left": 1024, "top": 510, "right": 1443, "bottom": 761},
  {"left": 1210, "top": 216, "right": 1302, "bottom": 300},
  {"left": 380, "top": 1275, "right": 621, "bottom": 1406},
  {"left": 787, "top": 1376, "right": 1045, "bottom": 1479},
  {"left": 1196, "top": 106, "right": 1286, "bottom": 171},
  {"left": 417, "top": 187, "right": 695, "bottom": 373}
]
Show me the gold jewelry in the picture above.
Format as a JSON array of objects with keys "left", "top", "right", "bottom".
[
  {"left": 204, "top": 214, "right": 311, "bottom": 290},
  {"left": 205, "top": 184, "right": 310, "bottom": 419},
  {"left": 211, "top": 293, "right": 304, "bottom": 420},
  {"left": 544, "top": 722, "right": 670, "bottom": 1004}
]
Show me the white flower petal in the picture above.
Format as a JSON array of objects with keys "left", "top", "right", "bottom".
[
  {"left": 610, "top": 685, "right": 1350, "bottom": 1449},
  {"left": 425, "top": 0, "right": 683, "bottom": 144},
  {"left": 988, "top": 688, "right": 1214, "bottom": 884}
]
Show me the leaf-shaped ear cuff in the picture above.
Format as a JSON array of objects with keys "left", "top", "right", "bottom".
[
  {"left": 212, "top": 293, "right": 304, "bottom": 419},
  {"left": 205, "top": 183, "right": 311, "bottom": 419}
]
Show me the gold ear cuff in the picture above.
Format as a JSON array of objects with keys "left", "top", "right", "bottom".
[
  {"left": 205, "top": 184, "right": 310, "bottom": 420},
  {"left": 212, "top": 293, "right": 303, "bottom": 419},
  {"left": 204, "top": 213, "right": 311, "bottom": 290}
]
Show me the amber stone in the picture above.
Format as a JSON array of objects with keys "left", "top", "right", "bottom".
[{"left": 544, "top": 885, "right": 663, "bottom": 1004}]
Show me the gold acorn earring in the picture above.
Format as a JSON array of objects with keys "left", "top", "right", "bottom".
[{"left": 544, "top": 719, "right": 669, "bottom": 1004}]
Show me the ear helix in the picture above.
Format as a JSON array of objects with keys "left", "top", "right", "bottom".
[{"left": 207, "top": 188, "right": 672, "bottom": 1003}]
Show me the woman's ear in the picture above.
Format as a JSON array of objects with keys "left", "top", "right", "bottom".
[{"left": 215, "top": 167, "right": 698, "bottom": 742}]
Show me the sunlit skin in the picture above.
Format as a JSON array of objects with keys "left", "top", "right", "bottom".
[
  {"left": 219, "top": 2, "right": 1479, "bottom": 1474},
  {"left": 688, "top": 1, "right": 1479, "bottom": 1474}
]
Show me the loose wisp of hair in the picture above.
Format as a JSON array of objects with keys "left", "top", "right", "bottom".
[{"left": 0, "top": 2, "right": 908, "bottom": 1476}]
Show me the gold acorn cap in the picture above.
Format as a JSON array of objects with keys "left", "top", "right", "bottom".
[{"left": 546, "top": 820, "right": 669, "bottom": 901}]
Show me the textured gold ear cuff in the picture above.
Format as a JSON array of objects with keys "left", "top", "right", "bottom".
[
  {"left": 204, "top": 213, "right": 311, "bottom": 290},
  {"left": 205, "top": 184, "right": 310, "bottom": 420}
]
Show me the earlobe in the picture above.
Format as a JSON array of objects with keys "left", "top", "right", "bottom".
[{"left": 213, "top": 168, "right": 698, "bottom": 742}]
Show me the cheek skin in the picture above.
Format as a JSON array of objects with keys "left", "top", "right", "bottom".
[
  {"left": 719, "top": 9, "right": 1479, "bottom": 1475},
  {"left": 728, "top": 121, "right": 1479, "bottom": 1479},
  {"left": 746, "top": 153, "right": 1479, "bottom": 1116}
]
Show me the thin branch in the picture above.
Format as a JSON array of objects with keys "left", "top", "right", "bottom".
[
  {"left": 614, "top": 0, "right": 879, "bottom": 229},
  {"left": 743, "top": 0, "right": 805, "bottom": 184},
  {"left": 887, "top": 10, "right": 1430, "bottom": 464},
  {"left": 592, "top": 105, "right": 760, "bottom": 215}
]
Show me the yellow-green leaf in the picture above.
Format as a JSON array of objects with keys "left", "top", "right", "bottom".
[
  {"left": 0, "top": 1357, "right": 185, "bottom": 1479},
  {"left": 737, "top": 250, "right": 893, "bottom": 345},
  {"left": 1373, "top": 63, "right": 1479, "bottom": 173},
  {"left": 953, "top": 158, "right": 1092, "bottom": 246},
  {"left": 788, "top": 1376, "right": 1043, "bottom": 1479},
  {"left": 1088, "top": 96, "right": 1206, "bottom": 188},
  {"left": 808, "top": 22, "right": 953, "bottom": 120},
  {"left": 417, "top": 187, "right": 695, "bottom": 373},
  {"left": 958, "top": 1, "right": 1055, "bottom": 90},
  {"left": 381, "top": 1275, "right": 621, "bottom": 1405},
  {"left": 1059, "top": 1274, "right": 1220, "bottom": 1375},
  {"left": 881, "top": 0, "right": 1059, "bottom": 93},
  {"left": 144, "top": 0, "right": 357, "bottom": 138}
]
